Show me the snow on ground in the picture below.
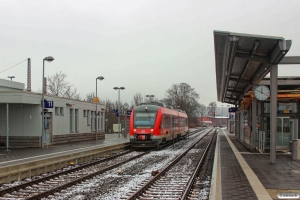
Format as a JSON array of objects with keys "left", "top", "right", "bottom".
[{"left": 49, "top": 129, "right": 210, "bottom": 200}]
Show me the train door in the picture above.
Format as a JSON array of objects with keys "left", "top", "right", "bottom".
[{"left": 44, "top": 112, "right": 52, "bottom": 144}]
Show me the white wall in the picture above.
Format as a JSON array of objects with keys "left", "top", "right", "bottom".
[
  {"left": 0, "top": 78, "right": 24, "bottom": 91},
  {"left": 0, "top": 92, "right": 105, "bottom": 138},
  {"left": 42, "top": 95, "right": 105, "bottom": 136},
  {"left": 0, "top": 104, "right": 40, "bottom": 137}
]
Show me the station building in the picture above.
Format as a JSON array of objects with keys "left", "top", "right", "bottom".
[{"left": 0, "top": 78, "right": 105, "bottom": 148}]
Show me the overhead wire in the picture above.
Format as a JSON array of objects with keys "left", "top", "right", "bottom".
[{"left": 0, "top": 59, "right": 28, "bottom": 73}]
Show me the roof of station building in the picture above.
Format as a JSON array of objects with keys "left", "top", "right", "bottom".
[{"left": 214, "top": 30, "right": 292, "bottom": 105}]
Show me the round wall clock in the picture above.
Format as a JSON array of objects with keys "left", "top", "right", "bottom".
[{"left": 254, "top": 85, "right": 270, "bottom": 101}]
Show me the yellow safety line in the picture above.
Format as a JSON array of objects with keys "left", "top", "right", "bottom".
[{"left": 222, "top": 129, "right": 272, "bottom": 200}]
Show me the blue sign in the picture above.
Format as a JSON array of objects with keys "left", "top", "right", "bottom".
[
  {"left": 112, "top": 109, "right": 118, "bottom": 113},
  {"left": 229, "top": 107, "right": 238, "bottom": 112},
  {"left": 44, "top": 100, "right": 54, "bottom": 108},
  {"left": 127, "top": 110, "right": 132, "bottom": 116}
]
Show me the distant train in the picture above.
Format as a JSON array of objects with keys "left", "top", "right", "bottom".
[{"left": 129, "top": 102, "right": 189, "bottom": 147}]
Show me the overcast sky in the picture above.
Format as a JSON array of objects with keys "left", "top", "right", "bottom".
[{"left": 1, "top": 0, "right": 300, "bottom": 107}]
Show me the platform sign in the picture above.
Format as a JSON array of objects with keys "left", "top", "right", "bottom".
[
  {"left": 93, "top": 97, "right": 99, "bottom": 102},
  {"left": 113, "top": 124, "right": 121, "bottom": 133},
  {"left": 229, "top": 107, "right": 238, "bottom": 112},
  {"left": 127, "top": 110, "right": 132, "bottom": 117},
  {"left": 44, "top": 100, "right": 54, "bottom": 108},
  {"left": 112, "top": 109, "right": 118, "bottom": 113},
  {"left": 124, "top": 103, "right": 129, "bottom": 109}
]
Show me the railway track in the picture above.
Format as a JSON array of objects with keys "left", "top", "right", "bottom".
[
  {"left": 125, "top": 128, "right": 216, "bottom": 200},
  {"left": 0, "top": 129, "right": 206, "bottom": 200}
]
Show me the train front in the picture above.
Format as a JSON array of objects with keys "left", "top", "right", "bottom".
[{"left": 129, "top": 105, "right": 162, "bottom": 147}]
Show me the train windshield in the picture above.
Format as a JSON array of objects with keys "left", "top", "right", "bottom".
[{"left": 134, "top": 112, "right": 157, "bottom": 128}]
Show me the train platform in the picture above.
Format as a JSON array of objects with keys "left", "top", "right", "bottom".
[
  {"left": 0, "top": 134, "right": 129, "bottom": 167},
  {"left": 0, "top": 134, "right": 130, "bottom": 184},
  {"left": 210, "top": 128, "right": 300, "bottom": 200}
]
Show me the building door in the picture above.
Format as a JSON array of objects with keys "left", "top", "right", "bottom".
[
  {"left": 44, "top": 112, "right": 52, "bottom": 144},
  {"left": 276, "top": 117, "right": 291, "bottom": 150}
]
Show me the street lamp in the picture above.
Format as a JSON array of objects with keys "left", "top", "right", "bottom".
[
  {"left": 7, "top": 76, "right": 15, "bottom": 81},
  {"left": 95, "top": 76, "right": 104, "bottom": 141},
  {"left": 113, "top": 87, "right": 125, "bottom": 138},
  {"left": 41, "top": 56, "right": 54, "bottom": 147},
  {"left": 145, "top": 95, "right": 154, "bottom": 102}
]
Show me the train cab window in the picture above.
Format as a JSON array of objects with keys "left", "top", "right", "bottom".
[{"left": 134, "top": 112, "right": 157, "bottom": 128}]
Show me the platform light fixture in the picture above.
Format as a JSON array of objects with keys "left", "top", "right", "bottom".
[
  {"left": 41, "top": 56, "right": 54, "bottom": 147},
  {"left": 113, "top": 87, "right": 125, "bottom": 138}
]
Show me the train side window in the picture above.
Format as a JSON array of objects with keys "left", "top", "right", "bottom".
[{"left": 164, "top": 115, "right": 170, "bottom": 128}]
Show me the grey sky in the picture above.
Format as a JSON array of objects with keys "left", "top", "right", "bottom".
[{"left": 1, "top": 0, "right": 300, "bottom": 107}]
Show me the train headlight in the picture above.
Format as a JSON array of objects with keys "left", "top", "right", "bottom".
[
  {"left": 151, "top": 129, "right": 153, "bottom": 132},
  {"left": 134, "top": 129, "right": 136, "bottom": 132}
]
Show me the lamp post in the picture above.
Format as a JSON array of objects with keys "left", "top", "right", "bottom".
[
  {"left": 7, "top": 76, "right": 15, "bottom": 81},
  {"left": 113, "top": 87, "right": 125, "bottom": 138},
  {"left": 41, "top": 56, "right": 54, "bottom": 147},
  {"left": 145, "top": 95, "right": 154, "bottom": 103},
  {"left": 95, "top": 76, "right": 104, "bottom": 141}
]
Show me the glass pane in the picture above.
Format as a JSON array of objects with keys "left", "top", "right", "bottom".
[
  {"left": 134, "top": 112, "right": 157, "bottom": 127},
  {"left": 276, "top": 118, "right": 282, "bottom": 147},
  {"left": 282, "top": 118, "right": 291, "bottom": 146}
]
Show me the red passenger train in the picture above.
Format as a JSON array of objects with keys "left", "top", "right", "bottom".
[{"left": 129, "top": 102, "right": 189, "bottom": 147}]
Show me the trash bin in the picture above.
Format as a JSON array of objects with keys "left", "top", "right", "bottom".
[{"left": 292, "top": 139, "right": 300, "bottom": 161}]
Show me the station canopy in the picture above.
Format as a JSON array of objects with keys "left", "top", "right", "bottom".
[{"left": 214, "top": 30, "right": 292, "bottom": 105}]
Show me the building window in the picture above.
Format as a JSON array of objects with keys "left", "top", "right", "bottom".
[
  {"left": 91, "top": 111, "right": 94, "bottom": 131},
  {"left": 55, "top": 107, "right": 59, "bottom": 115},
  {"left": 87, "top": 110, "right": 90, "bottom": 125},
  {"left": 75, "top": 109, "right": 78, "bottom": 132},
  {"left": 83, "top": 110, "right": 87, "bottom": 117},
  {"left": 70, "top": 109, "right": 73, "bottom": 132},
  {"left": 60, "top": 107, "right": 64, "bottom": 115}
]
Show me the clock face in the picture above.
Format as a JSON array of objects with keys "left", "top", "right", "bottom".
[{"left": 254, "top": 85, "right": 270, "bottom": 101}]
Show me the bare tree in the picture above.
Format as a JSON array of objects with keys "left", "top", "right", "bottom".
[
  {"left": 161, "top": 83, "right": 201, "bottom": 127},
  {"left": 199, "top": 103, "right": 207, "bottom": 117},
  {"left": 104, "top": 99, "right": 127, "bottom": 134},
  {"left": 47, "top": 71, "right": 81, "bottom": 100},
  {"left": 64, "top": 86, "right": 81, "bottom": 100},
  {"left": 86, "top": 92, "right": 96, "bottom": 102},
  {"left": 130, "top": 92, "right": 143, "bottom": 108},
  {"left": 207, "top": 101, "right": 217, "bottom": 116}
]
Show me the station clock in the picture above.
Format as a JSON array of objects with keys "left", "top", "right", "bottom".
[{"left": 254, "top": 85, "right": 270, "bottom": 101}]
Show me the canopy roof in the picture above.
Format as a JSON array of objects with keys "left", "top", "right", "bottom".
[{"left": 214, "top": 30, "right": 292, "bottom": 105}]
